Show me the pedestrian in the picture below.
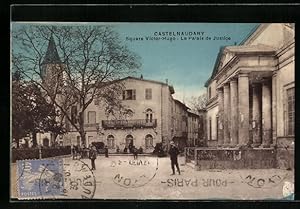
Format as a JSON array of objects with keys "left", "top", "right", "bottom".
[
  {"left": 104, "top": 145, "right": 109, "bottom": 158},
  {"left": 168, "top": 141, "right": 181, "bottom": 175},
  {"left": 138, "top": 146, "right": 143, "bottom": 154},
  {"left": 123, "top": 146, "right": 127, "bottom": 153},
  {"left": 116, "top": 145, "right": 120, "bottom": 153},
  {"left": 132, "top": 146, "right": 138, "bottom": 159},
  {"left": 71, "top": 144, "right": 76, "bottom": 160},
  {"left": 89, "top": 145, "right": 97, "bottom": 170}
]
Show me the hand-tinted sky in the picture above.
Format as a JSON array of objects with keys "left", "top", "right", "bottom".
[
  {"left": 113, "top": 23, "right": 259, "bottom": 101},
  {"left": 12, "top": 22, "right": 259, "bottom": 102}
]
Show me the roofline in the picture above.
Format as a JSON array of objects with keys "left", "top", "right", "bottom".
[
  {"left": 119, "top": 76, "right": 169, "bottom": 86},
  {"left": 174, "top": 99, "right": 191, "bottom": 110},
  {"left": 204, "top": 46, "right": 225, "bottom": 87},
  {"left": 239, "top": 24, "right": 262, "bottom": 45}
]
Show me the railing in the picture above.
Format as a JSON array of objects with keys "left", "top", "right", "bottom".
[
  {"left": 84, "top": 123, "right": 99, "bottom": 131},
  {"left": 185, "top": 147, "right": 196, "bottom": 163},
  {"left": 102, "top": 119, "right": 157, "bottom": 129}
]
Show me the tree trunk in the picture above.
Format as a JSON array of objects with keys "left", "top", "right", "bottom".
[
  {"left": 51, "top": 133, "right": 59, "bottom": 147},
  {"left": 78, "top": 111, "right": 86, "bottom": 146},
  {"left": 32, "top": 132, "right": 38, "bottom": 147},
  {"left": 16, "top": 138, "right": 20, "bottom": 148}
]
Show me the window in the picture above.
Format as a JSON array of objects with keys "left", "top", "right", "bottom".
[
  {"left": 122, "top": 89, "right": 136, "bottom": 100},
  {"left": 145, "top": 88, "right": 152, "bottom": 100},
  {"left": 209, "top": 117, "right": 212, "bottom": 141},
  {"left": 287, "top": 87, "right": 294, "bottom": 136},
  {"left": 87, "top": 111, "right": 96, "bottom": 124},
  {"left": 125, "top": 135, "right": 134, "bottom": 147},
  {"left": 208, "top": 87, "right": 212, "bottom": 99},
  {"left": 107, "top": 135, "right": 115, "bottom": 149},
  {"left": 145, "top": 108, "right": 153, "bottom": 123},
  {"left": 216, "top": 116, "right": 219, "bottom": 141},
  {"left": 145, "top": 134, "right": 153, "bottom": 148}
]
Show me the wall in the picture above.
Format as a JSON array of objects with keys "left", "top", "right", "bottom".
[
  {"left": 195, "top": 148, "right": 276, "bottom": 170},
  {"left": 275, "top": 42, "right": 295, "bottom": 138},
  {"left": 246, "top": 24, "right": 294, "bottom": 49},
  {"left": 206, "top": 104, "right": 218, "bottom": 143}
]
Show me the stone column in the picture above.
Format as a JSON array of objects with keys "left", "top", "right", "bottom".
[
  {"left": 271, "top": 72, "right": 277, "bottom": 146},
  {"left": 238, "top": 73, "right": 250, "bottom": 146},
  {"left": 251, "top": 83, "right": 262, "bottom": 147},
  {"left": 223, "top": 84, "right": 230, "bottom": 147},
  {"left": 217, "top": 88, "right": 224, "bottom": 147},
  {"left": 230, "top": 79, "right": 238, "bottom": 147},
  {"left": 261, "top": 79, "right": 272, "bottom": 148}
]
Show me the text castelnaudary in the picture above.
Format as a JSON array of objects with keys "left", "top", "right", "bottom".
[{"left": 154, "top": 31, "right": 205, "bottom": 36}]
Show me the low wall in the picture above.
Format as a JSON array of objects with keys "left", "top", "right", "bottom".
[
  {"left": 276, "top": 137, "right": 294, "bottom": 170},
  {"left": 12, "top": 146, "right": 71, "bottom": 162},
  {"left": 194, "top": 148, "right": 276, "bottom": 170}
]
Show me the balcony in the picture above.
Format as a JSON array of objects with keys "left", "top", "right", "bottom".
[
  {"left": 84, "top": 123, "right": 99, "bottom": 131},
  {"left": 102, "top": 119, "right": 157, "bottom": 129}
]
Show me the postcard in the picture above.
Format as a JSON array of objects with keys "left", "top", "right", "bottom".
[{"left": 11, "top": 22, "right": 295, "bottom": 200}]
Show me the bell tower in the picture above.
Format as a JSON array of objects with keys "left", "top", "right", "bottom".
[{"left": 41, "top": 35, "right": 64, "bottom": 92}]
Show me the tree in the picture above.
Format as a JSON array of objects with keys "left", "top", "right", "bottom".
[
  {"left": 12, "top": 24, "right": 141, "bottom": 145},
  {"left": 188, "top": 93, "right": 207, "bottom": 112},
  {"left": 12, "top": 75, "right": 65, "bottom": 147}
]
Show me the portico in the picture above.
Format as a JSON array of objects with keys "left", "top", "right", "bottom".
[{"left": 216, "top": 70, "right": 274, "bottom": 148}]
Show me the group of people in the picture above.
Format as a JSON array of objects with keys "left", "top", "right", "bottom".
[{"left": 71, "top": 141, "right": 181, "bottom": 175}]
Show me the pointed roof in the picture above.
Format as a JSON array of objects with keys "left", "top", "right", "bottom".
[{"left": 42, "top": 35, "right": 62, "bottom": 65}]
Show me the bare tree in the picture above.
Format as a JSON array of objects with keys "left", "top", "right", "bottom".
[
  {"left": 188, "top": 93, "right": 207, "bottom": 112},
  {"left": 12, "top": 24, "right": 141, "bottom": 145}
]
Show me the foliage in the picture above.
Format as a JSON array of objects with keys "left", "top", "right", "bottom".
[
  {"left": 12, "top": 77, "right": 66, "bottom": 147},
  {"left": 12, "top": 24, "right": 141, "bottom": 145},
  {"left": 188, "top": 93, "right": 207, "bottom": 111}
]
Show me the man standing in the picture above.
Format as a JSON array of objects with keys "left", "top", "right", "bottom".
[
  {"left": 168, "top": 141, "right": 181, "bottom": 175},
  {"left": 89, "top": 145, "right": 97, "bottom": 170}
]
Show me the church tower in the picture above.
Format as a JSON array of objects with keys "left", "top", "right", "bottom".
[{"left": 41, "top": 35, "right": 64, "bottom": 93}]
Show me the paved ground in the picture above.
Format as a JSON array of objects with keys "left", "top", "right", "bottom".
[{"left": 11, "top": 155, "right": 294, "bottom": 200}]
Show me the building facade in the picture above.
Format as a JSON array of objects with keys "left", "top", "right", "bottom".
[
  {"left": 205, "top": 23, "right": 294, "bottom": 151},
  {"left": 171, "top": 99, "right": 189, "bottom": 151},
  {"left": 64, "top": 76, "right": 176, "bottom": 153},
  {"left": 187, "top": 110, "right": 200, "bottom": 147}
]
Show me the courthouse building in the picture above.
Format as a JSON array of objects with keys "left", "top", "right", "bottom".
[{"left": 205, "top": 23, "right": 294, "bottom": 150}]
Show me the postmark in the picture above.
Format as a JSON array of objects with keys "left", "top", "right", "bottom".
[
  {"left": 60, "top": 159, "right": 96, "bottom": 199},
  {"left": 239, "top": 172, "right": 288, "bottom": 189},
  {"left": 111, "top": 156, "right": 159, "bottom": 188}
]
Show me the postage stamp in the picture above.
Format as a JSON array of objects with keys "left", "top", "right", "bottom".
[
  {"left": 16, "top": 159, "right": 96, "bottom": 199},
  {"left": 17, "top": 159, "right": 64, "bottom": 199}
]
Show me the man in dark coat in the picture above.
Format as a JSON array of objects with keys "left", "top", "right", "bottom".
[
  {"left": 89, "top": 145, "right": 97, "bottom": 170},
  {"left": 104, "top": 145, "right": 109, "bottom": 158},
  {"left": 168, "top": 141, "right": 181, "bottom": 175}
]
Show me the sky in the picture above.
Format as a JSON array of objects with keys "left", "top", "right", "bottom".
[
  {"left": 113, "top": 23, "right": 259, "bottom": 102},
  {"left": 12, "top": 22, "right": 259, "bottom": 103}
]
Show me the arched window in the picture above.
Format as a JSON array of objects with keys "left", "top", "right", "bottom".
[
  {"left": 145, "top": 108, "right": 153, "bottom": 123},
  {"left": 107, "top": 135, "right": 115, "bottom": 149},
  {"left": 145, "top": 134, "right": 153, "bottom": 149},
  {"left": 43, "top": 138, "right": 50, "bottom": 147},
  {"left": 125, "top": 135, "right": 134, "bottom": 147}
]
